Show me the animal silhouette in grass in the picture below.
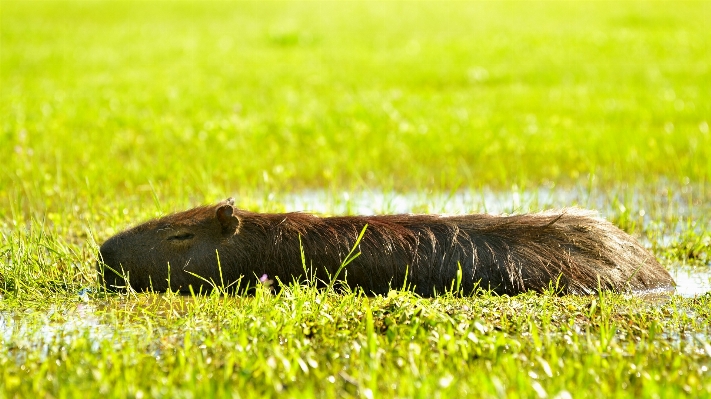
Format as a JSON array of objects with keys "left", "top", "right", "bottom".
[{"left": 98, "top": 198, "right": 675, "bottom": 296}]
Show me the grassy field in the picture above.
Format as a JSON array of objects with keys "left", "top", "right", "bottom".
[{"left": 1, "top": 0, "right": 710, "bottom": 397}]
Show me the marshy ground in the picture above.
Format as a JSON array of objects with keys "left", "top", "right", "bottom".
[{"left": 1, "top": 0, "right": 710, "bottom": 397}]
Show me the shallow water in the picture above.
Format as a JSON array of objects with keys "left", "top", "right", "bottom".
[
  {"left": 256, "top": 185, "right": 710, "bottom": 242},
  {"left": 671, "top": 265, "right": 711, "bottom": 298},
  {"left": 0, "top": 296, "right": 203, "bottom": 362},
  {"left": 268, "top": 184, "right": 708, "bottom": 220},
  {"left": 0, "top": 303, "right": 113, "bottom": 362}
]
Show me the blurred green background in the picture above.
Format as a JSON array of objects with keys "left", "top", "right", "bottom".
[
  {"left": 2, "top": 5, "right": 710, "bottom": 397},
  {"left": 2, "top": 0, "right": 710, "bottom": 214}
]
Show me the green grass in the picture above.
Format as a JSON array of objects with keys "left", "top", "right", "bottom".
[
  {"left": 2, "top": 0, "right": 710, "bottom": 199},
  {"left": 1, "top": 288, "right": 710, "bottom": 398},
  {"left": 1, "top": 0, "right": 711, "bottom": 398}
]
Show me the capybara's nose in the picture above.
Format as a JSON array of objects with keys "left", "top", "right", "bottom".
[
  {"left": 98, "top": 234, "right": 124, "bottom": 266},
  {"left": 98, "top": 245, "right": 112, "bottom": 265},
  {"left": 97, "top": 236, "right": 126, "bottom": 291}
]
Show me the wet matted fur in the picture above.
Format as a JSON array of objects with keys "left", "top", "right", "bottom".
[{"left": 98, "top": 198, "right": 675, "bottom": 296}]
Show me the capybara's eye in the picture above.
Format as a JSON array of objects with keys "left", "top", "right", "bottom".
[{"left": 167, "top": 232, "right": 195, "bottom": 241}]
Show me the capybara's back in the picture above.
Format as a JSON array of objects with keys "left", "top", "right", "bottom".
[{"left": 98, "top": 198, "right": 675, "bottom": 296}]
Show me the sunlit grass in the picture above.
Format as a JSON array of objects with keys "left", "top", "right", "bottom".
[
  {"left": 1, "top": 287, "right": 710, "bottom": 398},
  {"left": 2, "top": 0, "right": 710, "bottom": 203},
  {"left": 1, "top": 0, "right": 711, "bottom": 397}
]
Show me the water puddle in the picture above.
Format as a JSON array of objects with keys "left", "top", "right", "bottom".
[
  {"left": 0, "top": 303, "right": 115, "bottom": 362},
  {"left": 670, "top": 265, "right": 711, "bottom": 298},
  {"left": 0, "top": 295, "right": 215, "bottom": 363},
  {"left": 265, "top": 185, "right": 708, "bottom": 221}
]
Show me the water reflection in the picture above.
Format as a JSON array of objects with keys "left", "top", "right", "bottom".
[
  {"left": 266, "top": 185, "right": 709, "bottom": 221},
  {"left": 671, "top": 265, "right": 711, "bottom": 298}
]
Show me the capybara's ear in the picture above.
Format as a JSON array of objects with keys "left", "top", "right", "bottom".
[{"left": 216, "top": 202, "right": 240, "bottom": 235}]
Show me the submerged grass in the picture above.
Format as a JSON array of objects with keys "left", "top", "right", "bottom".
[{"left": 1, "top": 0, "right": 711, "bottom": 397}]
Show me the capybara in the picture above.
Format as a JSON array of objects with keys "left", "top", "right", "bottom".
[{"left": 97, "top": 198, "right": 675, "bottom": 296}]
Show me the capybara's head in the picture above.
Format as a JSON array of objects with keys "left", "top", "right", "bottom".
[{"left": 97, "top": 198, "right": 240, "bottom": 293}]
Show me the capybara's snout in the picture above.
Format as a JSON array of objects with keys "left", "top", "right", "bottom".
[{"left": 97, "top": 237, "right": 127, "bottom": 291}]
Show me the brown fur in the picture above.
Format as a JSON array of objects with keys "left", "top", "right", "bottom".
[{"left": 98, "top": 198, "right": 675, "bottom": 296}]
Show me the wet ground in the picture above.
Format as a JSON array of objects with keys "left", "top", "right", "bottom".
[
  {"left": 1, "top": 186, "right": 708, "bottom": 357},
  {"left": 670, "top": 266, "right": 711, "bottom": 297}
]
